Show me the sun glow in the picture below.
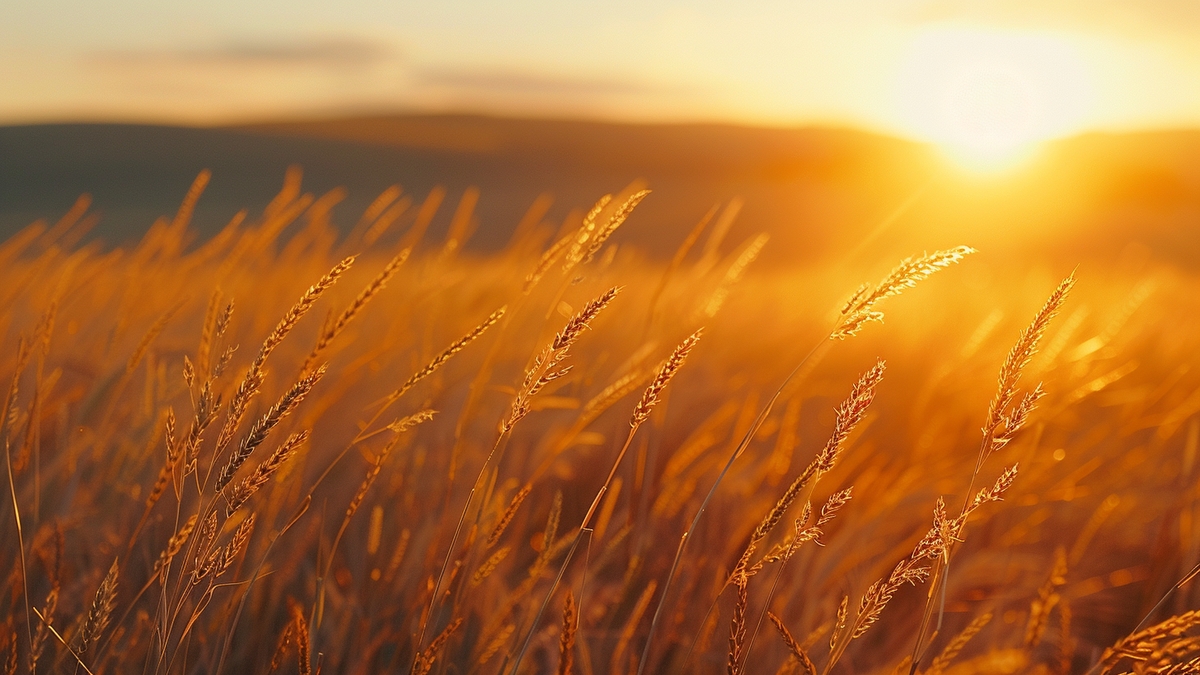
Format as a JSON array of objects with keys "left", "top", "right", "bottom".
[{"left": 895, "top": 26, "right": 1097, "bottom": 173}]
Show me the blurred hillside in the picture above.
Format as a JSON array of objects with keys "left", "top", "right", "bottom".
[{"left": 1, "top": 114, "right": 1198, "bottom": 269}]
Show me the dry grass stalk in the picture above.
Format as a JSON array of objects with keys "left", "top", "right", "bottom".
[
  {"left": 827, "top": 467, "right": 1017, "bottom": 673},
  {"left": 471, "top": 546, "right": 511, "bottom": 586},
  {"left": 612, "top": 580, "right": 657, "bottom": 675},
  {"left": 301, "top": 249, "right": 410, "bottom": 374},
  {"left": 29, "top": 577, "right": 59, "bottom": 671},
  {"left": 78, "top": 558, "right": 119, "bottom": 658},
  {"left": 479, "top": 623, "right": 515, "bottom": 666},
  {"left": 269, "top": 620, "right": 294, "bottom": 672},
  {"left": 505, "top": 287, "right": 620, "bottom": 433},
  {"left": 724, "top": 577, "right": 752, "bottom": 675},
  {"left": 177, "top": 377, "right": 221, "bottom": 475},
  {"left": 736, "top": 492, "right": 852, "bottom": 675},
  {"left": 214, "top": 257, "right": 353, "bottom": 460},
  {"left": 703, "top": 233, "right": 769, "bottom": 318},
  {"left": 412, "top": 617, "right": 463, "bottom": 675},
  {"left": 153, "top": 514, "right": 199, "bottom": 581},
  {"left": 198, "top": 289, "right": 224, "bottom": 372},
  {"left": 1026, "top": 547, "right": 1068, "bottom": 647},
  {"left": 216, "top": 513, "right": 255, "bottom": 578},
  {"left": 734, "top": 362, "right": 884, "bottom": 582},
  {"left": 563, "top": 194, "right": 614, "bottom": 271},
  {"left": 832, "top": 247, "right": 975, "bottom": 340},
  {"left": 1098, "top": 611, "right": 1200, "bottom": 674},
  {"left": 216, "top": 365, "right": 326, "bottom": 491},
  {"left": 383, "top": 528, "right": 411, "bottom": 585},
  {"left": 192, "top": 511, "right": 219, "bottom": 577},
  {"left": 126, "top": 303, "right": 183, "bottom": 373},
  {"left": 511, "top": 326, "right": 706, "bottom": 674},
  {"left": 1058, "top": 602, "right": 1074, "bottom": 675},
  {"left": 580, "top": 190, "right": 651, "bottom": 266},
  {"left": 631, "top": 329, "right": 703, "bottom": 428},
  {"left": 559, "top": 592, "right": 577, "bottom": 675},
  {"left": 909, "top": 277, "right": 1074, "bottom": 668},
  {"left": 350, "top": 412, "right": 436, "bottom": 520},
  {"left": 287, "top": 597, "right": 312, "bottom": 675},
  {"left": 533, "top": 491, "right": 564, "bottom": 575},
  {"left": 584, "top": 370, "right": 645, "bottom": 419},
  {"left": 383, "top": 305, "right": 506, "bottom": 406},
  {"left": 387, "top": 409, "right": 438, "bottom": 434},
  {"left": 640, "top": 245, "right": 950, "bottom": 674},
  {"left": 926, "top": 612, "right": 992, "bottom": 675},
  {"left": 525, "top": 233, "right": 574, "bottom": 293},
  {"left": 487, "top": 484, "right": 532, "bottom": 548},
  {"left": 768, "top": 611, "right": 817, "bottom": 675},
  {"left": 982, "top": 275, "right": 1075, "bottom": 464},
  {"left": 224, "top": 430, "right": 310, "bottom": 514}
]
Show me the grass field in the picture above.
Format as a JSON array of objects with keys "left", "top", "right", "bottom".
[{"left": 2, "top": 167, "right": 1199, "bottom": 675}]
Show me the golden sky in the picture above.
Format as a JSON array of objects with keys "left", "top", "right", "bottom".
[{"left": 4, "top": 0, "right": 1200, "bottom": 153}]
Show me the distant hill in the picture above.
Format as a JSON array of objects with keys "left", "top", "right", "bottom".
[{"left": 2, "top": 115, "right": 1199, "bottom": 269}]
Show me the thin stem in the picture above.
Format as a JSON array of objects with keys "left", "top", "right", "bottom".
[
  {"left": 414, "top": 430, "right": 511, "bottom": 655},
  {"left": 5, "top": 436, "right": 34, "bottom": 667},
  {"left": 508, "top": 427, "right": 640, "bottom": 675},
  {"left": 639, "top": 338, "right": 826, "bottom": 675}
]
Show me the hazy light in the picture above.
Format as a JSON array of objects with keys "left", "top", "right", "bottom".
[{"left": 894, "top": 25, "right": 1097, "bottom": 173}]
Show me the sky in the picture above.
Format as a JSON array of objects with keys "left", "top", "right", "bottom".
[{"left": 4, "top": 0, "right": 1200, "bottom": 146}]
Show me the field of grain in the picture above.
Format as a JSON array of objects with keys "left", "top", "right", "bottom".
[{"left": 3, "top": 167, "right": 1200, "bottom": 675}]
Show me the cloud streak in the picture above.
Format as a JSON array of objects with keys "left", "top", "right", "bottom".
[
  {"left": 90, "top": 37, "right": 396, "bottom": 69},
  {"left": 416, "top": 68, "right": 661, "bottom": 98}
]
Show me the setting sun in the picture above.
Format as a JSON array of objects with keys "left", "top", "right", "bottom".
[{"left": 895, "top": 26, "right": 1096, "bottom": 172}]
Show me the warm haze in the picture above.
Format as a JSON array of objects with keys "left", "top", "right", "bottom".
[
  {"left": 4, "top": 3, "right": 1200, "bottom": 675},
  {"left": 5, "top": 1, "right": 1200, "bottom": 160}
]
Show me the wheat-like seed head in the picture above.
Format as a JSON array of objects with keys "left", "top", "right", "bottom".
[
  {"left": 216, "top": 259, "right": 352, "bottom": 456},
  {"left": 832, "top": 246, "right": 975, "bottom": 340},
  {"left": 302, "top": 249, "right": 410, "bottom": 373},
  {"left": 734, "top": 362, "right": 883, "bottom": 580},
  {"left": 487, "top": 484, "right": 532, "bottom": 548},
  {"left": 558, "top": 592, "right": 578, "bottom": 675},
  {"left": 831, "top": 596, "right": 849, "bottom": 650},
  {"left": 580, "top": 190, "right": 651, "bottom": 266},
  {"left": 414, "top": 618, "right": 463, "bottom": 675},
  {"left": 79, "top": 558, "right": 119, "bottom": 655},
  {"left": 814, "top": 360, "right": 886, "bottom": 475},
  {"left": 768, "top": 611, "right": 817, "bottom": 675},
  {"left": 563, "top": 194, "right": 614, "bottom": 271},
  {"left": 631, "top": 329, "right": 703, "bottom": 428},
  {"left": 1025, "top": 547, "right": 1067, "bottom": 647},
  {"left": 154, "top": 514, "right": 199, "bottom": 581},
  {"left": 927, "top": 611, "right": 993, "bottom": 675},
  {"left": 471, "top": 546, "right": 511, "bottom": 586},
  {"left": 727, "top": 578, "right": 749, "bottom": 675},
  {"left": 506, "top": 287, "right": 619, "bottom": 432},
  {"left": 1099, "top": 611, "right": 1200, "bottom": 674},
  {"left": 260, "top": 257, "right": 355, "bottom": 361},
  {"left": 389, "top": 306, "right": 506, "bottom": 403},
  {"left": 216, "top": 364, "right": 326, "bottom": 491},
  {"left": 225, "top": 430, "right": 310, "bottom": 514},
  {"left": 522, "top": 233, "right": 574, "bottom": 293},
  {"left": 216, "top": 513, "right": 255, "bottom": 578},
  {"left": 984, "top": 274, "right": 1075, "bottom": 453}
]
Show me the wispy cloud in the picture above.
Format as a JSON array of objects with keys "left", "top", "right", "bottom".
[
  {"left": 416, "top": 68, "right": 660, "bottom": 98},
  {"left": 90, "top": 36, "right": 396, "bottom": 69}
]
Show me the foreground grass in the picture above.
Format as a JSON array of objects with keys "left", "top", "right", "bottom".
[{"left": 2, "top": 169, "right": 1199, "bottom": 674}]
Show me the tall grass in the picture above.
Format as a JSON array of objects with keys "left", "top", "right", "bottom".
[{"left": 1, "top": 169, "right": 1199, "bottom": 674}]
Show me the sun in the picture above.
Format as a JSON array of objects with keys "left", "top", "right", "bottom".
[{"left": 894, "top": 26, "right": 1096, "bottom": 173}]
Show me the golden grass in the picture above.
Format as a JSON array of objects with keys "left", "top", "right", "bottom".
[{"left": 1, "top": 168, "right": 1200, "bottom": 675}]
